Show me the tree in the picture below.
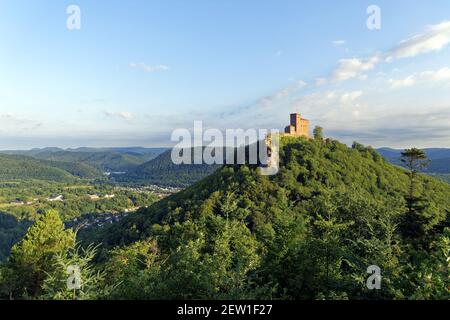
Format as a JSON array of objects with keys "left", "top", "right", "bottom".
[
  {"left": 105, "top": 239, "right": 160, "bottom": 299},
  {"left": 40, "top": 244, "right": 109, "bottom": 300},
  {"left": 313, "top": 126, "right": 324, "bottom": 140},
  {"left": 4, "top": 210, "right": 75, "bottom": 298},
  {"left": 400, "top": 148, "right": 429, "bottom": 213},
  {"left": 400, "top": 148, "right": 431, "bottom": 245}
]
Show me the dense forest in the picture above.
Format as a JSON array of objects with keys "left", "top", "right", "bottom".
[
  {"left": 0, "top": 154, "right": 90, "bottom": 182},
  {"left": 1, "top": 136, "right": 448, "bottom": 299},
  {"left": 435, "top": 174, "right": 450, "bottom": 184},
  {"left": 0, "top": 147, "right": 166, "bottom": 173},
  {"left": 0, "top": 147, "right": 215, "bottom": 187},
  {"left": 0, "top": 214, "right": 30, "bottom": 261},
  {"left": 114, "top": 148, "right": 221, "bottom": 187}
]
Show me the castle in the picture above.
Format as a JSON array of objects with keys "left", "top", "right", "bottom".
[
  {"left": 283, "top": 113, "right": 310, "bottom": 138},
  {"left": 262, "top": 113, "right": 311, "bottom": 172}
]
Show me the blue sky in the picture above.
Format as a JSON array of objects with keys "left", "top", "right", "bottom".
[{"left": 1, "top": 0, "right": 450, "bottom": 148}]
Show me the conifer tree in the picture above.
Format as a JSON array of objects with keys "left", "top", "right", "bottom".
[
  {"left": 4, "top": 210, "right": 75, "bottom": 298},
  {"left": 400, "top": 148, "right": 431, "bottom": 245}
]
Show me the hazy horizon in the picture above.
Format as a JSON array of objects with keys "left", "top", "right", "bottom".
[{"left": 1, "top": 141, "right": 449, "bottom": 152}]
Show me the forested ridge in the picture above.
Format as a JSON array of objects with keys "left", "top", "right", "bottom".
[
  {"left": 1, "top": 136, "right": 449, "bottom": 299},
  {"left": 32, "top": 150, "right": 158, "bottom": 173},
  {"left": 114, "top": 148, "right": 221, "bottom": 187},
  {"left": 0, "top": 154, "right": 86, "bottom": 182},
  {"left": 0, "top": 147, "right": 166, "bottom": 174}
]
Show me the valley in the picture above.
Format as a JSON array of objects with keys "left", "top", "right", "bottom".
[{"left": 0, "top": 147, "right": 185, "bottom": 262}]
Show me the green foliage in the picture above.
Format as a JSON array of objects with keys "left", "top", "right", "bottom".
[
  {"left": 433, "top": 174, "right": 450, "bottom": 184},
  {"left": 104, "top": 239, "right": 159, "bottom": 299},
  {"left": 116, "top": 149, "right": 221, "bottom": 187},
  {"left": 0, "top": 180, "right": 159, "bottom": 263},
  {"left": 399, "top": 148, "right": 434, "bottom": 247},
  {"left": 105, "top": 216, "right": 267, "bottom": 299},
  {"left": 0, "top": 213, "right": 31, "bottom": 261},
  {"left": 0, "top": 154, "right": 80, "bottom": 182},
  {"left": 313, "top": 126, "right": 324, "bottom": 140},
  {"left": 1, "top": 210, "right": 75, "bottom": 298},
  {"left": 401, "top": 148, "right": 429, "bottom": 172},
  {"left": 87, "top": 136, "right": 449, "bottom": 299},
  {"left": 3, "top": 137, "right": 449, "bottom": 300},
  {"left": 407, "top": 228, "right": 449, "bottom": 299},
  {"left": 40, "top": 244, "right": 110, "bottom": 300},
  {"left": 38, "top": 159, "right": 103, "bottom": 179},
  {"left": 1, "top": 148, "right": 164, "bottom": 173},
  {"left": 0, "top": 180, "right": 159, "bottom": 221}
]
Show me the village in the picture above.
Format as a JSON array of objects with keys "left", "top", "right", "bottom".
[
  {"left": 6, "top": 184, "right": 180, "bottom": 207},
  {"left": 63, "top": 184, "right": 181, "bottom": 230},
  {"left": 65, "top": 210, "right": 134, "bottom": 231}
]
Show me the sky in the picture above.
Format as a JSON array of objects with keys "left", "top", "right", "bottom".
[{"left": 1, "top": 0, "right": 450, "bottom": 149}]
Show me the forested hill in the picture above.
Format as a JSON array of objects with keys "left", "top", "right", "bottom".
[
  {"left": 82, "top": 136, "right": 449, "bottom": 299},
  {"left": 113, "top": 148, "right": 221, "bottom": 187},
  {"left": 0, "top": 148, "right": 166, "bottom": 173},
  {"left": 0, "top": 154, "right": 102, "bottom": 182}
]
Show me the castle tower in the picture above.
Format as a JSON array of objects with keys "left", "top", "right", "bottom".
[{"left": 284, "top": 113, "right": 310, "bottom": 137}]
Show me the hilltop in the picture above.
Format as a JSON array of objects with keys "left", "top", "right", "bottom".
[{"left": 81, "top": 136, "right": 449, "bottom": 299}]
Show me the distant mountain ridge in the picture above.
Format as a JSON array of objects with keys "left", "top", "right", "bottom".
[
  {"left": 377, "top": 147, "right": 450, "bottom": 159},
  {"left": 0, "top": 147, "right": 168, "bottom": 173},
  {"left": 0, "top": 147, "right": 167, "bottom": 155},
  {"left": 377, "top": 147, "right": 450, "bottom": 174}
]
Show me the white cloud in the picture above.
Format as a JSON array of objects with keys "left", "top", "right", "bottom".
[
  {"left": 389, "top": 75, "right": 417, "bottom": 88},
  {"left": 0, "top": 113, "right": 43, "bottom": 132},
  {"left": 389, "top": 67, "right": 450, "bottom": 88},
  {"left": 104, "top": 111, "right": 136, "bottom": 121},
  {"left": 332, "top": 40, "right": 346, "bottom": 45},
  {"left": 0, "top": 113, "right": 15, "bottom": 120},
  {"left": 291, "top": 90, "right": 363, "bottom": 114},
  {"left": 340, "top": 91, "right": 363, "bottom": 103},
  {"left": 386, "top": 21, "right": 450, "bottom": 61},
  {"left": 330, "top": 56, "right": 380, "bottom": 83},
  {"left": 320, "top": 21, "right": 450, "bottom": 85},
  {"left": 259, "top": 80, "right": 307, "bottom": 107},
  {"left": 276, "top": 80, "right": 307, "bottom": 98},
  {"left": 315, "top": 78, "right": 327, "bottom": 86},
  {"left": 129, "top": 62, "right": 169, "bottom": 73},
  {"left": 286, "top": 89, "right": 450, "bottom": 147}
]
